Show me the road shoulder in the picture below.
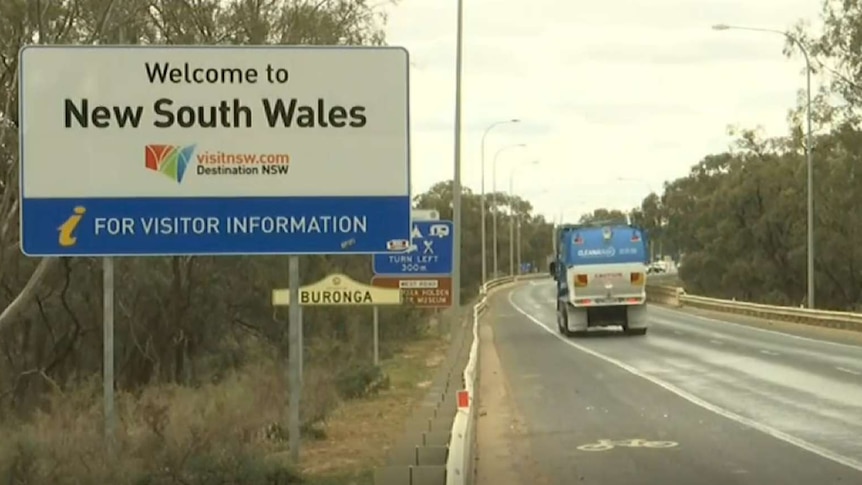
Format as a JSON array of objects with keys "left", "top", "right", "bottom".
[{"left": 475, "top": 304, "right": 551, "bottom": 485}]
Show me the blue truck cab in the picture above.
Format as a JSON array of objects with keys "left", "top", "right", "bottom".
[{"left": 548, "top": 220, "right": 649, "bottom": 336}]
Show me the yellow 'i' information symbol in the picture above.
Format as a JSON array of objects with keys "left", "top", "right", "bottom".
[{"left": 58, "top": 206, "right": 86, "bottom": 247}]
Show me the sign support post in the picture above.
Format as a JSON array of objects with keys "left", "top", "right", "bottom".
[
  {"left": 372, "top": 306, "right": 379, "bottom": 365},
  {"left": 102, "top": 256, "right": 115, "bottom": 455},
  {"left": 298, "top": 306, "right": 304, "bottom": 382},
  {"left": 287, "top": 256, "right": 301, "bottom": 464}
]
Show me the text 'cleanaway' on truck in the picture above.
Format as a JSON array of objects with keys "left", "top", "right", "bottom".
[{"left": 549, "top": 222, "right": 649, "bottom": 336}]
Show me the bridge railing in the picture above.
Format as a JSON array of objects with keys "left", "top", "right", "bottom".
[{"left": 645, "top": 276, "right": 862, "bottom": 332}]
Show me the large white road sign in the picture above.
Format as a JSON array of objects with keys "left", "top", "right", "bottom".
[{"left": 18, "top": 45, "right": 411, "bottom": 256}]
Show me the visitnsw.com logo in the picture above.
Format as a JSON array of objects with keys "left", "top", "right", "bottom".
[
  {"left": 145, "top": 144, "right": 197, "bottom": 183},
  {"left": 144, "top": 145, "right": 291, "bottom": 182}
]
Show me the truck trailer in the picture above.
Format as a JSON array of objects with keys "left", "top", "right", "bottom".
[{"left": 549, "top": 220, "right": 649, "bottom": 336}]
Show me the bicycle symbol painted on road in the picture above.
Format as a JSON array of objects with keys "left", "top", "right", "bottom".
[{"left": 576, "top": 438, "right": 679, "bottom": 452}]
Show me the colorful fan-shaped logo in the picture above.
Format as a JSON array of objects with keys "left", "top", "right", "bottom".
[{"left": 144, "top": 144, "right": 197, "bottom": 183}]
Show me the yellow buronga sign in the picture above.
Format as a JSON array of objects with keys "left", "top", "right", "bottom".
[{"left": 272, "top": 273, "right": 402, "bottom": 306}]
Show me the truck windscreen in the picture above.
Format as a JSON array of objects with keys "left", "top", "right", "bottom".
[{"left": 562, "top": 225, "right": 647, "bottom": 266}]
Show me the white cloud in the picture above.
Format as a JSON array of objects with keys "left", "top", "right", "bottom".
[{"left": 384, "top": 0, "right": 825, "bottom": 222}]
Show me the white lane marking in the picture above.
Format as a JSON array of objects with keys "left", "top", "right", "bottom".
[
  {"left": 653, "top": 305, "right": 862, "bottom": 351},
  {"left": 836, "top": 367, "right": 862, "bottom": 376},
  {"left": 505, "top": 289, "right": 862, "bottom": 473},
  {"left": 760, "top": 350, "right": 780, "bottom": 356},
  {"left": 709, "top": 339, "right": 723, "bottom": 345}
]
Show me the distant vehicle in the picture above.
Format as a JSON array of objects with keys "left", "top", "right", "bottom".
[
  {"left": 647, "top": 263, "right": 665, "bottom": 274},
  {"left": 548, "top": 220, "right": 649, "bottom": 336}
]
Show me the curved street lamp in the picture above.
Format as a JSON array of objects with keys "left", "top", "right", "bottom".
[
  {"left": 480, "top": 119, "right": 520, "bottom": 285},
  {"left": 492, "top": 143, "right": 526, "bottom": 277},
  {"left": 712, "top": 23, "right": 815, "bottom": 308},
  {"left": 508, "top": 160, "right": 540, "bottom": 275}
]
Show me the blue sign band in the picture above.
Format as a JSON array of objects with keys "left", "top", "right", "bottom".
[
  {"left": 373, "top": 220, "right": 453, "bottom": 275},
  {"left": 21, "top": 196, "right": 410, "bottom": 256}
]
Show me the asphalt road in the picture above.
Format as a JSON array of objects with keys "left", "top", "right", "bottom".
[{"left": 476, "top": 279, "right": 862, "bottom": 485}]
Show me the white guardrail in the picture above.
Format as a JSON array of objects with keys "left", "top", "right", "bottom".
[{"left": 445, "top": 273, "right": 546, "bottom": 485}]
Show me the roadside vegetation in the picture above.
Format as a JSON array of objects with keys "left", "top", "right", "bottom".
[{"left": 616, "top": 1, "right": 862, "bottom": 311}]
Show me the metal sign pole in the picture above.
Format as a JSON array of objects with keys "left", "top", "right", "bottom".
[
  {"left": 288, "top": 256, "right": 301, "bottom": 464},
  {"left": 102, "top": 257, "right": 116, "bottom": 455},
  {"left": 373, "top": 306, "right": 380, "bottom": 365},
  {"left": 298, "top": 306, "right": 303, "bottom": 382}
]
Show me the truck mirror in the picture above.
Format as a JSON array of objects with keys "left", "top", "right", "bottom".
[{"left": 548, "top": 261, "right": 556, "bottom": 275}]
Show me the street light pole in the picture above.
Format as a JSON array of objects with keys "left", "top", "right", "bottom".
[
  {"left": 451, "top": 0, "right": 464, "bottom": 307},
  {"left": 508, "top": 160, "right": 540, "bottom": 276},
  {"left": 492, "top": 143, "right": 525, "bottom": 277},
  {"left": 514, "top": 189, "right": 548, "bottom": 274},
  {"left": 481, "top": 119, "right": 520, "bottom": 287},
  {"left": 712, "top": 23, "right": 815, "bottom": 308}
]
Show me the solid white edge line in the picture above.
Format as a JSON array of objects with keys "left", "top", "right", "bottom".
[{"left": 505, "top": 288, "right": 862, "bottom": 473}]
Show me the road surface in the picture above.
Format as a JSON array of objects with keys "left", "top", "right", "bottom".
[{"left": 475, "top": 279, "right": 862, "bottom": 485}]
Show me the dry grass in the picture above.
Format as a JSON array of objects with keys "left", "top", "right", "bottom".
[
  {"left": 297, "top": 335, "right": 449, "bottom": 477},
  {"left": 0, "top": 331, "right": 452, "bottom": 484},
  {"left": 0, "top": 358, "right": 296, "bottom": 484}
]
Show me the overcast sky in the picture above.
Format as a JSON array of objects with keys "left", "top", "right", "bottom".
[{"left": 383, "top": 0, "right": 826, "bottom": 223}]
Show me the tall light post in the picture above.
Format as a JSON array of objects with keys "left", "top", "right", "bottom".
[
  {"left": 513, "top": 188, "right": 547, "bottom": 275},
  {"left": 713, "top": 23, "right": 815, "bottom": 308},
  {"left": 480, "top": 119, "right": 520, "bottom": 286},
  {"left": 451, "top": 0, "right": 464, "bottom": 307},
  {"left": 508, "top": 160, "right": 540, "bottom": 275},
  {"left": 492, "top": 143, "right": 526, "bottom": 277}
]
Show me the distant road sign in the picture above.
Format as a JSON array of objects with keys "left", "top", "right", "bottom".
[
  {"left": 18, "top": 45, "right": 411, "bottom": 256},
  {"left": 273, "top": 273, "right": 401, "bottom": 306},
  {"left": 372, "top": 276, "right": 452, "bottom": 308},
  {"left": 373, "top": 220, "right": 453, "bottom": 275}
]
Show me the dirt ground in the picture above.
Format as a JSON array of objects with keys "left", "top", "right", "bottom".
[{"left": 296, "top": 334, "right": 450, "bottom": 481}]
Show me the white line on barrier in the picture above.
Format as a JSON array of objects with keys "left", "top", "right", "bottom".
[{"left": 506, "top": 289, "right": 862, "bottom": 473}]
